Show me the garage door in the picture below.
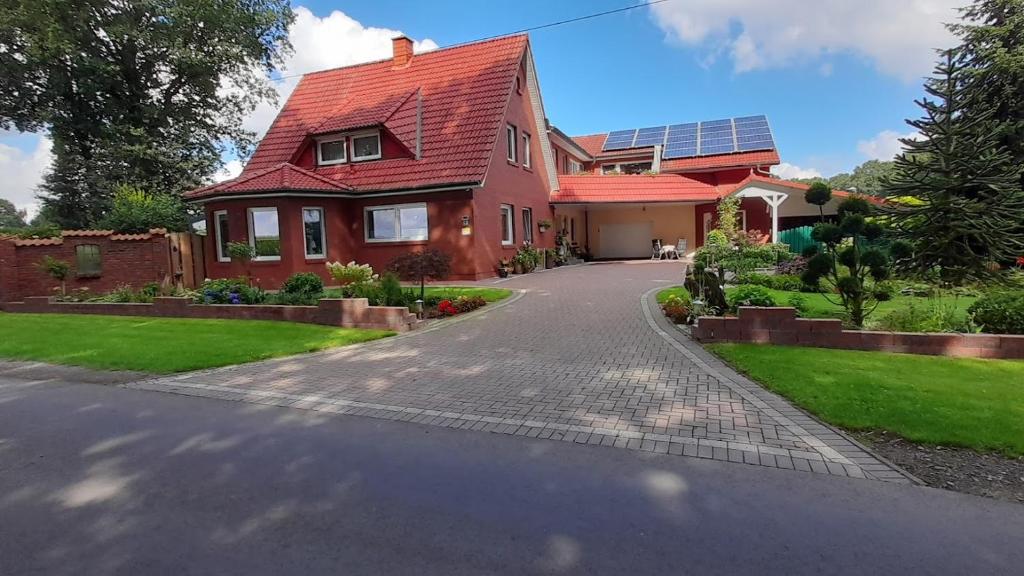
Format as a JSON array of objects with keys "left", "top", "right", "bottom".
[{"left": 597, "top": 222, "right": 653, "bottom": 259}]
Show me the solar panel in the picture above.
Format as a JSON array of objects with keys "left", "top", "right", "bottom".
[{"left": 604, "top": 116, "right": 775, "bottom": 159}]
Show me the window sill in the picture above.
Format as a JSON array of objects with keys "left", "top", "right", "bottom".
[
  {"left": 523, "top": 165, "right": 533, "bottom": 172},
  {"left": 363, "top": 239, "right": 429, "bottom": 246},
  {"left": 507, "top": 159, "right": 519, "bottom": 166},
  {"left": 251, "top": 258, "right": 282, "bottom": 264}
]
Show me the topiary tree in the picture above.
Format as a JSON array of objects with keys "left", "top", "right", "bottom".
[
  {"left": 388, "top": 249, "right": 452, "bottom": 301},
  {"left": 804, "top": 182, "right": 832, "bottom": 223},
  {"left": 801, "top": 197, "right": 911, "bottom": 327},
  {"left": 37, "top": 256, "right": 70, "bottom": 296}
]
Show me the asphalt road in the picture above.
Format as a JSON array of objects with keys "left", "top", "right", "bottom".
[{"left": 1, "top": 373, "right": 1023, "bottom": 576}]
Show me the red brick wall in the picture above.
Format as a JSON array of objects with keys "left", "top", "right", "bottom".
[
  {"left": 1, "top": 232, "right": 172, "bottom": 302},
  {"left": 2, "top": 296, "right": 418, "bottom": 332},
  {"left": 692, "top": 307, "right": 1024, "bottom": 359}
]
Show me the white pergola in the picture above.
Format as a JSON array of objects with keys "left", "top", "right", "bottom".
[{"left": 733, "top": 186, "right": 788, "bottom": 243}]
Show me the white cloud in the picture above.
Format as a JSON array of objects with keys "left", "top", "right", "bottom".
[
  {"left": 241, "top": 7, "right": 438, "bottom": 139},
  {"left": 771, "top": 162, "right": 822, "bottom": 180},
  {"left": 0, "top": 136, "right": 51, "bottom": 221},
  {"left": 650, "top": 1, "right": 961, "bottom": 81},
  {"left": 856, "top": 129, "right": 920, "bottom": 160}
]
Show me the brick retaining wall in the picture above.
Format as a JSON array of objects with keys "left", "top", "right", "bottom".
[
  {"left": 692, "top": 307, "right": 1024, "bottom": 359},
  {"left": 1, "top": 297, "right": 418, "bottom": 332}
]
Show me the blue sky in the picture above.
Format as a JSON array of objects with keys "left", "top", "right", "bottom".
[{"left": 1, "top": 0, "right": 963, "bottom": 216}]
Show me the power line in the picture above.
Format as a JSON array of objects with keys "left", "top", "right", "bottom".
[{"left": 274, "top": 0, "right": 675, "bottom": 80}]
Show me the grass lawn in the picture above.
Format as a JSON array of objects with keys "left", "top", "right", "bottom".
[
  {"left": 709, "top": 343, "right": 1024, "bottom": 456},
  {"left": 656, "top": 286, "right": 691, "bottom": 303},
  {"left": 0, "top": 313, "right": 393, "bottom": 374},
  {"left": 724, "top": 286, "right": 976, "bottom": 327},
  {"left": 324, "top": 286, "right": 512, "bottom": 302}
]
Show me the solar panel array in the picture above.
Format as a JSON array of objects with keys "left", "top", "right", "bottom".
[{"left": 600, "top": 115, "right": 775, "bottom": 159}]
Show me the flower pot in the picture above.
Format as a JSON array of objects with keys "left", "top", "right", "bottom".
[
  {"left": 545, "top": 257, "right": 555, "bottom": 269},
  {"left": 513, "top": 262, "right": 524, "bottom": 275},
  {"left": 498, "top": 267, "right": 509, "bottom": 278}
]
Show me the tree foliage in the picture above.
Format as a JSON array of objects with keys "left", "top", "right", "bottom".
[
  {"left": 0, "top": 0, "right": 294, "bottom": 228},
  {"left": 803, "top": 182, "right": 832, "bottom": 222},
  {"left": 0, "top": 199, "right": 28, "bottom": 228},
  {"left": 880, "top": 50, "right": 1024, "bottom": 284},
  {"left": 98, "top": 185, "right": 189, "bottom": 233},
  {"left": 795, "top": 160, "right": 896, "bottom": 197}
]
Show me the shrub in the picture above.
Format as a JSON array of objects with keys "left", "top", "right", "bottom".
[
  {"left": 452, "top": 295, "right": 486, "bottom": 313},
  {"left": 437, "top": 299, "right": 457, "bottom": 316},
  {"left": 196, "top": 277, "right": 265, "bottom": 305},
  {"left": 661, "top": 294, "right": 692, "bottom": 324},
  {"left": 776, "top": 256, "right": 808, "bottom": 275},
  {"left": 728, "top": 285, "right": 777, "bottom": 312},
  {"left": 93, "top": 284, "right": 154, "bottom": 303},
  {"left": 968, "top": 291, "right": 1024, "bottom": 334},
  {"left": 326, "top": 261, "right": 377, "bottom": 287},
  {"left": 787, "top": 293, "right": 809, "bottom": 317},
  {"left": 379, "top": 273, "right": 411, "bottom": 307},
  {"left": 281, "top": 272, "right": 324, "bottom": 298},
  {"left": 734, "top": 272, "right": 809, "bottom": 293},
  {"left": 879, "top": 300, "right": 970, "bottom": 333}
]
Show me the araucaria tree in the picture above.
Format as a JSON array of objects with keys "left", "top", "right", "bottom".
[
  {"left": 0, "top": 0, "right": 294, "bottom": 228},
  {"left": 802, "top": 197, "right": 908, "bottom": 328},
  {"left": 881, "top": 50, "right": 1024, "bottom": 284}
]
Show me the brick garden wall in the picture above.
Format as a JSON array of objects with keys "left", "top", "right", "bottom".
[
  {"left": 692, "top": 307, "right": 1024, "bottom": 360},
  {"left": 1, "top": 296, "right": 418, "bottom": 332},
  {"left": 0, "top": 229, "right": 173, "bottom": 302}
]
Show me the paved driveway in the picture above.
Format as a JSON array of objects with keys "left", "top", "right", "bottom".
[{"left": 131, "top": 262, "right": 908, "bottom": 482}]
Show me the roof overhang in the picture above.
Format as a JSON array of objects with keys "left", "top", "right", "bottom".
[{"left": 186, "top": 182, "right": 480, "bottom": 205}]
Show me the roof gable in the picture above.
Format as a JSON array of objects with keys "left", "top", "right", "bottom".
[{"left": 238, "top": 35, "right": 529, "bottom": 193}]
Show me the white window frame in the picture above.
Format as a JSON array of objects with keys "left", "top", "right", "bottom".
[
  {"left": 522, "top": 207, "right": 533, "bottom": 244},
  {"left": 247, "top": 207, "right": 281, "bottom": 261},
  {"left": 350, "top": 129, "right": 382, "bottom": 162},
  {"left": 522, "top": 132, "right": 531, "bottom": 168},
  {"left": 302, "top": 207, "right": 327, "bottom": 259},
  {"left": 213, "top": 210, "right": 230, "bottom": 262},
  {"left": 506, "top": 124, "right": 517, "bottom": 163},
  {"left": 364, "top": 202, "right": 429, "bottom": 243},
  {"left": 500, "top": 204, "right": 514, "bottom": 245},
  {"left": 569, "top": 159, "right": 582, "bottom": 174},
  {"left": 316, "top": 136, "right": 347, "bottom": 166}
]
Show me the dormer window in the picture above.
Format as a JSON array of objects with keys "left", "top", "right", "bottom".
[
  {"left": 317, "top": 137, "right": 347, "bottom": 165},
  {"left": 351, "top": 130, "right": 382, "bottom": 161}
]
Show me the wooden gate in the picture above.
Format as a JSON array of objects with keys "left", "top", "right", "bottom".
[{"left": 167, "top": 232, "right": 206, "bottom": 289}]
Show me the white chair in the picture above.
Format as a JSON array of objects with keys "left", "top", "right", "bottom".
[{"left": 675, "top": 239, "right": 687, "bottom": 259}]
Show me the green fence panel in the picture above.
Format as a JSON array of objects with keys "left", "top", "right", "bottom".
[{"left": 778, "top": 225, "right": 818, "bottom": 254}]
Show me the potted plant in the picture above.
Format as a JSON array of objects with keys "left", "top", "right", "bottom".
[
  {"left": 538, "top": 219, "right": 553, "bottom": 233},
  {"left": 545, "top": 248, "right": 556, "bottom": 269},
  {"left": 512, "top": 253, "right": 525, "bottom": 274},
  {"left": 497, "top": 257, "right": 512, "bottom": 278}
]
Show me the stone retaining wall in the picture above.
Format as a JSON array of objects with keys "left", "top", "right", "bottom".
[
  {"left": 1, "top": 296, "right": 418, "bottom": 332},
  {"left": 692, "top": 307, "right": 1024, "bottom": 359}
]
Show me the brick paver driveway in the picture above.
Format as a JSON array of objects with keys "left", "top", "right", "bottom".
[{"left": 130, "top": 262, "right": 910, "bottom": 482}]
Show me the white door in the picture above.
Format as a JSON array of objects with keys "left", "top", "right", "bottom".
[{"left": 598, "top": 222, "right": 654, "bottom": 259}]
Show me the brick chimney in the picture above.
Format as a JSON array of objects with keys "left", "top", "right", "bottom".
[{"left": 392, "top": 36, "right": 414, "bottom": 67}]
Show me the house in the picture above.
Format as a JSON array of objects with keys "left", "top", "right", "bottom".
[{"left": 187, "top": 34, "right": 843, "bottom": 284}]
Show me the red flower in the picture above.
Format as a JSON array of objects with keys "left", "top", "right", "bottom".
[
  {"left": 1016, "top": 256, "right": 1024, "bottom": 267},
  {"left": 438, "top": 299, "right": 458, "bottom": 316}
]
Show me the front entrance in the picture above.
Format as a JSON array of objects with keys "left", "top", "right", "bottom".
[{"left": 597, "top": 222, "right": 654, "bottom": 259}]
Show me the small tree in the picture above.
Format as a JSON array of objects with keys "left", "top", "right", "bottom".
[
  {"left": 801, "top": 197, "right": 910, "bottom": 327},
  {"left": 388, "top": 249, "right": 452, "bottom": 301},
  {"left": 804, "top": 182, "right": 832, "bottom": 223},
  {"left": 226, "top": 241, "right": 256, "bottom": 283},
  {"left": 716, "top": 196, "right": 741, "bottom": 240},
  {"left": 37, "top": 256, "right": 70, "bottom": 296}
]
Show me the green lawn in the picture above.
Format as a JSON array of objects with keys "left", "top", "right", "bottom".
[
  {"left": 710, "top": 343, "right": 1024, "bottom": 456},
  {"left": 656, "top": 286, "right": 691, "bottom": 303},
  {"left": 324, "top": 285, "right": 512, "bottom": 302},
  {"left": 725, "top": 286, "right": 976, "bottom": 327},
  {"left": 0, "top": 313, "right": 393, "bottom": 374}
]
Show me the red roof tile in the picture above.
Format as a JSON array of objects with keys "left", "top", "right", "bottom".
[
  {"left": 553, "top": 174, "right": 721, "bottom": 204},
  {"left": 570, "top": 134, "right": 606, "bottom": 158},
  {"left": 726, "top": 174, "right": 883, "bottom": 203},
  {"left": 192, "top": 35, "right": 529, "bottom": 199},
  {"left": 189, "top": 163, "right": 350, "bottom": 200}
]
